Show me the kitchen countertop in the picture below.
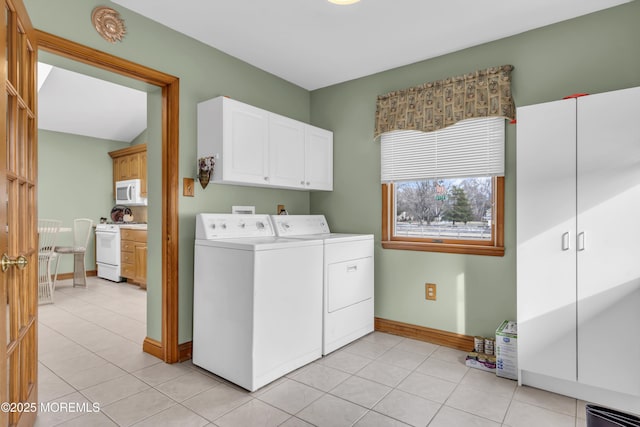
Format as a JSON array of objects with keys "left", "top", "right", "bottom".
[{"left": 117, "top": 223, "right": 147, "bottom": 230}]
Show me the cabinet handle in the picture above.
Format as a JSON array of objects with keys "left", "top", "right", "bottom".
[
  {"left": 306, "top": 181, "right": 310, "bottom": 186},
  {"left": 347, "top": 265, "right": 358, "bottom": 272},
  {"left": 264, "top": 177, "right": 269, "bottom": 181},
  {"left": 300, "top": 180, "right": 305, "bottom": 185},
  {"left": 561, "top": 232, "right": 570, "bottom": 251},
  {"left": 577, "top": 231, "right": 586, "bottom": 251}
]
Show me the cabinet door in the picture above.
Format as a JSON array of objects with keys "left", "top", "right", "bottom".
[
  {"left": 223, "top": 100, "right": 269, "bottom": 185},
  {"left": 304, "top": 125, "right": 333, "bottom": 190},
  {"left": 516, "top": 99, "right": 577, "bottom": 382},
  {"left": 134, "top": 244, "right": 147, "bottom": 288},
  {"left": 577, "top": 87, "right": 640, "bottom": 395},
  {"left": 130, "top": 153, "right": 141, "bottom": 179},
  {"left": 117, "top": 156, "right": 130, "bottom": 180},
  {"left": 139, "top": 151, "right": 148, "bottom": 197},
  {"left": 269, "top": 113, "right": 305, "bottom": 188}
]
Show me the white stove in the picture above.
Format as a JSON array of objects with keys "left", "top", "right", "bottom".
[
  {"left": 271, "top": 215, "right": 374, "bottom": 354},
  {"left": 95, "top": 223, "right": 123, "bottom": 282}
]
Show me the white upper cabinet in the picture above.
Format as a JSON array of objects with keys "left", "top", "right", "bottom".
[
  {"left": 198, "top": 96, "right": 333, "bottom": 191},
  {"left": 269, "top": 113, "right": 306, "bottom": 188},
  {"left": 305, "top": 125, "right": 333, "bottom": 191}
]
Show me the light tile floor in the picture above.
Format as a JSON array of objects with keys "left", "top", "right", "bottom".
[{"left": 37, "top": 277, "right": 588, "bottom": 427}]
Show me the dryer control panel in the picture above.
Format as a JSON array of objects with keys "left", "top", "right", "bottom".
[
  {"left": 271, "top": 215, "right": 331, "bottom": 236},
  {"left": 196, "top": 214, "right": 274, "bottom": 239}
]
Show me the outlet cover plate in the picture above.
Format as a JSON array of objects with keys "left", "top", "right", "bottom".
[{"left": 425, "top": 283, "right": 437, "bottom": 301}]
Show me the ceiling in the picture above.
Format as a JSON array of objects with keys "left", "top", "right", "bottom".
[
  {"left": 112, "top": 0, "right": 630, "bottom": 91},
  {"left": 38, "top": 0, "right": 630, "bottom": 142},
  {"left": 38, "top": 62, "right": 147, "bottom": 143}
]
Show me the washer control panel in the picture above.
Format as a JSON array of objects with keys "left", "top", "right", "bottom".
[{"left": 196, "top": 214, "right": 274, "bottom": 239}]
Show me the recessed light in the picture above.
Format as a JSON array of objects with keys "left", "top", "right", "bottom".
[{"left": 328, "top": 0, "right": 361, "bottom": 5}]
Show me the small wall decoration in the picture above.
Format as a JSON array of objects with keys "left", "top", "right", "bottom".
[
  {"left": 92, "top": 6, "right": 126, "bottom": 43},
  {"left": 198, "top": 156, "right": 216, "bottom": 189}
]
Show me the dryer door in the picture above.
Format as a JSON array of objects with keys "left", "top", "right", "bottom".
[{"left": 327, "top": 256, "right": 373, "bottom": 312}]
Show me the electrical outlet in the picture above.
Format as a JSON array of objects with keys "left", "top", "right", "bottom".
[{"left": 425, "top": 283, "right": 437, "bottom": 301}]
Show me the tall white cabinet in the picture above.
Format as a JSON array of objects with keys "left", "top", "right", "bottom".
[
  {"left": 517, "top": 86, "right": 640, "bottom": 413},
  {"left": 198, "top": 96, "right": 333, "bottom": 191}
]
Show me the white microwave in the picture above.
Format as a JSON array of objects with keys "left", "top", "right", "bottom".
[{"left": 115, "top": 179, "right": 147, "bottom": 206}]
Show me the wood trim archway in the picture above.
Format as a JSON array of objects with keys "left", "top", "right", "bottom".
[{"left": 36, "top": 30, "right": 181, "bottom": 363}]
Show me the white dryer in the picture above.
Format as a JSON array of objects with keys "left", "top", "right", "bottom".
[
  {"left": 271, "top": 215, "right": 374, "bottom": 355},
  {"left": 193, "top": 214, "right": 323, "bottom": 391}
]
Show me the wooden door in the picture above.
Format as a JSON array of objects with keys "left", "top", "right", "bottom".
[
  {"left": 0, "top": 0, "right": 38, "bottom": 426},
  {"left": 577, "top": 87, "right": 640, "bottom": 395}
]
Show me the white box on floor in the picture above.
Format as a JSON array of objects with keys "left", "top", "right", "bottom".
[
  {"left": 465, "top": 356, "right": 496, "bottom": 373},
  {"left": 496, "top": 320, "right": 518, "bottom": 380}
]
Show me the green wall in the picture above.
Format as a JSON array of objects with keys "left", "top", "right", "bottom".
[
  {"left": 310, "top": 1, "right": 640, "bottom": 337},
  {"left": 26, "top": 0, "right": 313, "bottom": 343},
  {"left": 37, "top": 130, "right": 130, "bottom": 273},
  {"left": 26, "top": 0, "right": 640, "bottom": 344}
]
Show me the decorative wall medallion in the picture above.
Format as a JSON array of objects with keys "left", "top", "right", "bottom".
[{"left": 92, "top": 6, "right": 126, "bottom": 43}]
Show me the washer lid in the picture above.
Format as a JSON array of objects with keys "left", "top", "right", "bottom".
[{"left": 195, "top": 236, "right": 323, "bottom": 251}]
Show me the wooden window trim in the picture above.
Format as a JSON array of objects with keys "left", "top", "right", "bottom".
[{"left": 381, "top": 177, "right": 505, "bottom": 256}]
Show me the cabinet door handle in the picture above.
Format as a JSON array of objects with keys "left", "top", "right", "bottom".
[
  {"left": 264, "top": 177, "right": 269, "bottom": 181},
  {"left": 562, "top": 232, "right": 570, "bottom": 251},
  {"left": 577, "top": 231, "right": 586, "bottom": 251},
  {"left": 347, "top": 265, "right": 358, "bottom": 272}
]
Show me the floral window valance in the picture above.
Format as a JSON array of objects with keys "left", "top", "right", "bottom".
[{"left": 374, "top": 65, "right": 515, "bottom": 139}]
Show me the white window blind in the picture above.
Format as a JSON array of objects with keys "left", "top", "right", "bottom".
[{"left": 380, "top": 117, "right": 505, "bottom": 182}]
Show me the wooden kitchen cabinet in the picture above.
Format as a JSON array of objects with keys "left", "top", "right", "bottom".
[
  {"left": 120, "top": 228, "right": 147, "bottom": 288},
  {"left": 109, "top": 144, "right": 148, "bottom": 197}
]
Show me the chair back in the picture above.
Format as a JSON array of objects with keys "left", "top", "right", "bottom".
[
  {"left": 38, "top": 219, "right": 61, "bottom": 254},
  {"left": 72, "top": 218, "right": 94, "bottom": 251}
]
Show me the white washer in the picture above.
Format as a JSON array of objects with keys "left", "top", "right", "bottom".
[
  {"left": 271, "top": 215, "right": 374, "bottom": 355},
  {"left": 193, "top": 214, "right": 323, "bottom": 391}
]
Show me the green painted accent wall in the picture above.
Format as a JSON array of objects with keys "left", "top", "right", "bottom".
[
  {"left": 26, "top": 0, "right": 313, "bottom": 343},
  {"left": 310, "top": 1, "right": 640, "bottom": 337},
  {"left": 26, "top": 0, "right": 640, "bottom": 344},
  {"left": 37, "top": 130, "right": 130, "bottom": 274}
]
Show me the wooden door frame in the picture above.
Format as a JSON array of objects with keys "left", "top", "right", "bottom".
[{"left": 36, "top": 30, "right": 181, "bottom": 363}]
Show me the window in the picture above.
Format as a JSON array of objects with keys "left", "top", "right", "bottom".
[{"left": 381, "top": 118, "right": 505, "bottom": 256}]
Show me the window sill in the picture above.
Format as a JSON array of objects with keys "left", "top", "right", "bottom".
[{"left": 381, "top": 240, "right": 505, "bottom": 257}]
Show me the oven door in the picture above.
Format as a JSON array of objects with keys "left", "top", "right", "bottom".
[{"left": 96, "top": 230, "right": 120, "bottom": 266}]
